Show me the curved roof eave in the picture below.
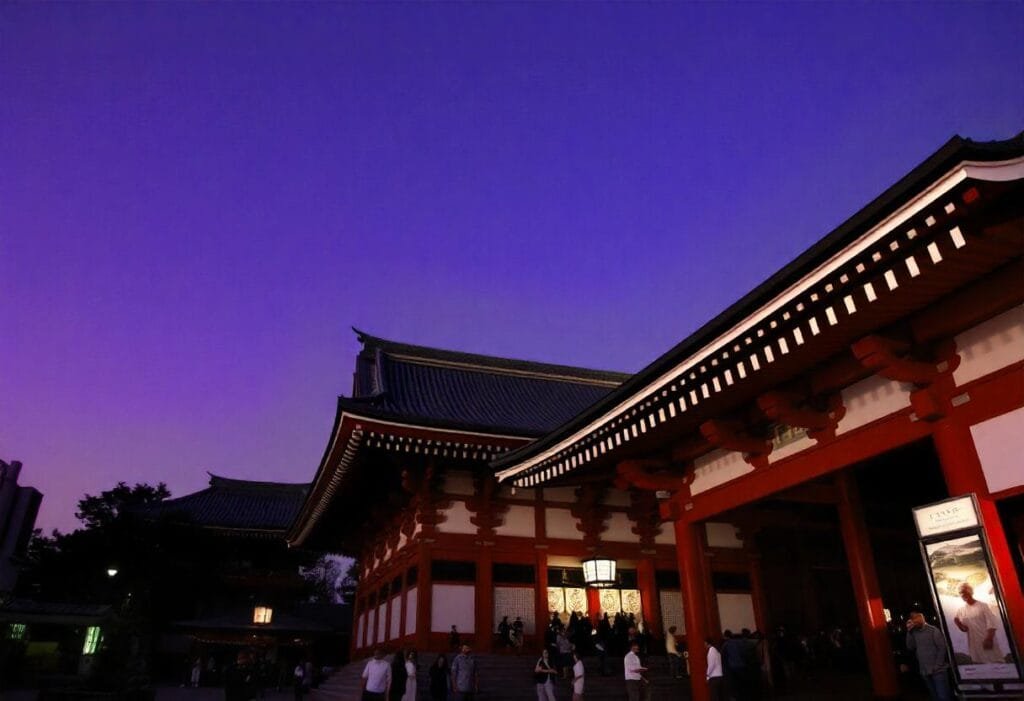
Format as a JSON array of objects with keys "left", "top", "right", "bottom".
[{"left": 492, "top": 132, "right": 1024, "bottom": 479}]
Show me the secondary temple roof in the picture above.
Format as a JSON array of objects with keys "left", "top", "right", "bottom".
[
  {"left": 146, "top": 474, "right": 309, "bottom": 533},
  {"left": 344, "top": 330, "right": 629, "bottom": 436}
]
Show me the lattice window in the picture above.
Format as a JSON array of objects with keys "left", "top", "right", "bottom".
[{"left": 494, "top": 586, "right": 535, "bottom": 634}]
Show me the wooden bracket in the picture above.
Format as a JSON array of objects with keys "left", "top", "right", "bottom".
[
  {"left": 700, "top": 419, "right": 772, "bottom": 468},
  {"left": 851, "top": 335, "right": 945, "bottom": 385}
]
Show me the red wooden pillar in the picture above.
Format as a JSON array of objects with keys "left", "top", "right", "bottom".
[
  {"left": 696, "top": 528, "right": 720, "bottom": 636},
  {"left": 749, "top": 554, "right": 770, "bottom": 635},
  {"left": 587, "top": 588, "right": 602, "bottom": 625},
  {"left": 835, "top": 471, "right": 900, "bottom": 699},
  {"left": 535, "top": 550, "right": 549, "bottom": 650},
  {"left": 415, "top": 544, "right": 433, "bottom": 650},
  {"left": 932, "top": 418, "right": 1024, "bottom": 655},
  {"left": 637, "top": 558, "right": 661, "bottom": 636},
  {"left": 675, "top": 517, "right": 710, "bottom": 701},
  {"left": 476, "top": 546, "right": 494, "bottom": 652}
]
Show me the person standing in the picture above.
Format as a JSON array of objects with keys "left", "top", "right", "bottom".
[
  {"left": 906, "top": 610, "right": 953, "bottom": 701},
  {"left": 706, "top": 639, "right": 724, "bottom": 701},
  {"left": 571, "top": 649, "right": 585, "bottom": 701},
  {"left": 450, "top": 644, "right": 478, "bottom": 701},
  {"left": 361, "top": 648, "right": 392, "bottom": 701},
  {"left": 428, "top": 654, "right": 449, "bottom": 701},
  {"left": 954, "top": 583, "right": 1004, "bottom": 663},
  {"left": 402, "top": 650, "right": 418, "bottom": 701},
  {"left": 534, "top": 648, "right": 558, "bottom": 701},
  {"left": 623, "top": 642, "right": 649, "bottom": 701},
  {"left": 665, "top": 626, "right": 682, "bottom": 679},
  {"left": 389, "top": 649, "right": 408, "bottom": 701}
]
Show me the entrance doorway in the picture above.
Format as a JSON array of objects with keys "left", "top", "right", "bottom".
[{"left": 714, "top": 438, "right": 950, "bottom": 699}]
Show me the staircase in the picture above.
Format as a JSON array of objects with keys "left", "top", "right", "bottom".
[{"left": 312, "top": 652, "right": 691, "bottom": 701}]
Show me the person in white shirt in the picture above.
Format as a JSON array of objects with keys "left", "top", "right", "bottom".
[
  {"left": 361, "top": 647, "right": 392, "bottom": 701},
  {"left": 623, "top": 642, "right": 649, "bottom": 701},
  {"left": 665, "top": 626, "right": 682, "bottom": 678},
  {"left": 571, "top": 649, "right": 585, "bottom": 700},
  {"left": 706, "top": 639, "right": 724, "bottom": 701}
]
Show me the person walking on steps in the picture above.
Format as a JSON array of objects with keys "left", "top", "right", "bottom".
[
  {"left": 906, "top": 609, "right": 953, "bottom": 701},
  {"left": 624, "top": 641, "right": 649, "bottom": 701},
  {"left": 535, "top": 647, "right": 558, "bottom": 701}
]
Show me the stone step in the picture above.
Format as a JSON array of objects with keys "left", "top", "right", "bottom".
[{"left": 312, "top": 653, "right": 690, "bottom": 701}]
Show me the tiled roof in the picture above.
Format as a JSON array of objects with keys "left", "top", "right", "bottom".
[
  {"left": 345, "top": 330, "right": 630, "bottom": 436},
  {"left": 146, "top": 475, "right": 309, "bottom": 532},
  {"left": 0, "top": 597, "right": 112, "bottom": 622}
]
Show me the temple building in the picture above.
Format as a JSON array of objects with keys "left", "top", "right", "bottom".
[
  {"left": 286, "top": 332, "right": 688, "bottom": 653},
  {"left": 143, "top": 475, "right": 350, "bottom": 677},
  {"left": 289, "top": 133, "right": 1024, "bottom": 699}
]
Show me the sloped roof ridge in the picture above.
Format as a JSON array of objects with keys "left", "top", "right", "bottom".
[
  {"left": 206, "top": 473, "right": 310, "bottom": 491},
  {"left": 352, "top": 327, "right": 630, "bottom": 385}
]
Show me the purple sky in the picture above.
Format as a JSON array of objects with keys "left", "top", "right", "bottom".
[{"left": 2, "top": 3, "right": 1021, "bottom": 534}]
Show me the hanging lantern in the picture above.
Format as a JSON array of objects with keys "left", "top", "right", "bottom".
[{"left": 582, "top": 556, "right": 617, "bottom": 588}]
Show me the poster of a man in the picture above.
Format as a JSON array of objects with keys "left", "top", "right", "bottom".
[
  {"left": 954, "top": 582, "right": 1003, "bottom": 665},
  {"left": 923, "top": 534, "right": 1019, "bottom": 682}
]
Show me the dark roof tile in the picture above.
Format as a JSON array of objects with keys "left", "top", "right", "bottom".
[{"left": 347, "top": 331, "right": 629, "bottom": 436}]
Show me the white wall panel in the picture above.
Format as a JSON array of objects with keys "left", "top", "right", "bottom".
[
  {"left": 443, "top": 471, "right": 476, "bottom": 496},
  {"left": 705, "top": 522, "right": 743, "bottom": 549},
  {"left": 838, "top": 375, "right": 910, "bottom": 434},
  {"left": 405, "top": 587, "right": 418, "bottom": 636},
  {"left": 431, "top": 583, "right": 475, "bottom": 633},
  {"left": 604, "top": 512, "right": 638, "bottom": 542},
  {"left": 543, "top": 487, "right": 578, "bottom": 503},
  {"left": 545, "top": 507, "right": 583, "bottom": 540},
  {"left": 973, "top": 404, "right": 1024, "bottom": 493},
  {"left": 376, "top": 602, "right": 387, "bottom": 643},
  {"left": 366, "top": 608, "right": 375, "bottom": 646},
  {"left": 954, "top": 303, "right": 1024, "bottom": 386},
  {"left": 494, "top": 586, "right": 536, "bottom": 634},
  {"left": 716, "top": 593, "right": 756, "bottom": 634},
  {"left": 654, "top": 524, "right": 676, "bottom": 545},
  {"left": 602, "top": 489, "right": 632, "bottom": 507},
  {"left": 437, "top": 500, "right": 477, "bottom": 535},
  {"left": 389, "top": 595, "right": 402, "bottom": 640},
  {"left": 495, "top": 504, "right": 535, "bottom": 538},
  {"left": 690, "top": 450, "right": 753, "bottom": 496}
]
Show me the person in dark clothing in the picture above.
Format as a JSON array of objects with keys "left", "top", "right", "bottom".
[
  {"left": 389, "top": 649, "right": 408, "bottom": 701},
  {"left": 906, "top": 610, "right": 952, "bottom": 701},
  {"left": 429, "top": 653, "right": 450, "bottom": 701}
]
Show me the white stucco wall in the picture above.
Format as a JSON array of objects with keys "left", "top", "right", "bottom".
[
  {"left": 705, "top": 522, "right": 743, "bottom": 548},
  {"left": 376, "top": 602, "right": 387, "bottom": 642},
  {"left": 972, "top": 404, "right": 1024, "bottom": 493},
  {"left": 954, "top": 303, "right": 1024, "bottom": 386},
  {"left": 690, "top": 449, "right": 754, "bottom": 496},
  {"left": 543, "top": 487, "right": 578, "bottom": 503},
  {"left": 654, "top": 523, "right": 676, "bottom": 545},
  {"left": 545, "top": 507, "right": 583, "bottom": 540},
  {"left": 437, "top": 500, "right": 478, "bottom": 535},
  {"left": 495, "top": 504, "right": 536, "bottom": 538},
  {"left": 389, "top": 595, "right": 401, "bottom": 640},
  {"left": 443, "top": 470, "right": 476, "bottom": 496},
  {"left": 405, "top": 587, "right": 418, "bottom": 636},
  {"left": 602, "top": 489, "right": 632, "bottom": 507},
  {"left": 717, "top": 593, "right": 756, "bottom": 634},
  {"left": 431, "top": 583, "right": 475, "bottom": 633},
  {"left": 838, "top": 374, "right": 911, "bottom": 434},
  {"left": 604, "top": 511, "right": 638, "bottom": 542}
]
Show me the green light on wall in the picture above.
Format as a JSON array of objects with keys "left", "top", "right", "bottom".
[
  {"left": 7, "top": 623, "right": 26, "bottom": 640},
  {"left": 82, "top": 626, "right": 103, "bottom": 655}
]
